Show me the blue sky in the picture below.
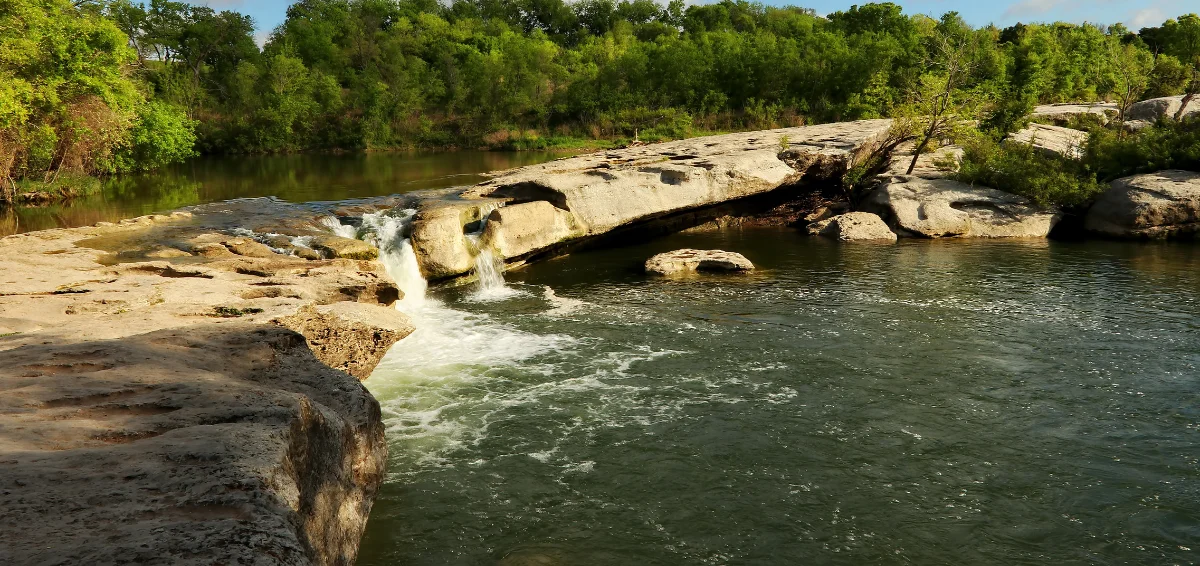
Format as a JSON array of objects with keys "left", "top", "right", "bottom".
[{"left": 195, "top": 0, "right": 1196, "bottom": 42}]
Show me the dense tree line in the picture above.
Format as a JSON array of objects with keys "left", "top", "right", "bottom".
[{"left": 2, "top": 0, "right": 1199, "bottom": 193}]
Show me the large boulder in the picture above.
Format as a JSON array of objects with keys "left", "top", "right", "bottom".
[
  {"left": 808, "top": 212, "right": 897, "bottom": 242},
  {"left": 481, "top": 201, "right": 585, "bottom": 261},
  {"left": 408, "top": 203, "right": 495, "bottom": 279},
  {"left": 408, "top": 120, "right": 892, "bottom": 279},
  {"left": 645, "top": 249, "right": 755, "bottom": 275},
  {"left": 1007, "top": 123, "right": 1088, "bottom": 159},
  {"left": 1126, "top": 95, "right": 1199, "bottom": 122},
  {"left": 1085, "top": 170, "right": 1200, "bottom": 239},
  {"left": 864, "top": 177, "right": 1062, "bottom": 238}
]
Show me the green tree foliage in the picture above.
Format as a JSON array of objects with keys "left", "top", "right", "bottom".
[{"left": 0, "top": 0, "right": 198, "bottom": 195}]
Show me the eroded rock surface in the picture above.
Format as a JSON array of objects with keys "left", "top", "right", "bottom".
[
  {"left": 1127, "top": 95, "right": 1199, "bottom": 122},
  {"left": 645, "top": 249, "right": 755, "bottom": 275},
  {"left": 808, "top": 212, "right": 897, "bottom": 242},
  {"left": 0, "top": 212, "right": 410, "bottom": 565},
  {"left": 411, "top": 120, "right": 891, "bottom": 279},
  {"left": 1085, "top": 170, "right": 1200, "bottom": 239},
  {"left": 864, "top": 177, "right": 1061, "bottom": 238},
  {"left": 1007, "top": 123, "right": 1088, "bottom": 159}
]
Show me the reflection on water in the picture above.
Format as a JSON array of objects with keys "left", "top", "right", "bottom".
[
  {"left": 1, "top": 151, "right": 567, "bottom": 235},
  {"left": 358, "top": 229, "right": 1200, "bottom": 566}
]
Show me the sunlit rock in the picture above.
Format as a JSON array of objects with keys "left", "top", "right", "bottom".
[
  {"left": 645, "top": 249, "right": 755, "bottom": 275},
  {"left": 864, "top": 177, "right": 1061, "bottom": 238},
  {"left": 1085, "top": 170, "right": 1200, "bottom": 239}
]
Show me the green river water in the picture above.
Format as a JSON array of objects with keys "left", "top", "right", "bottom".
[{"left": 357, "top": 229, "right": 1200, "bottom": 565}]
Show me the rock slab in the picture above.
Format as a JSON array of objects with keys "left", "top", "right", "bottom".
[
  {"left": 1085, "top": 170, "right": 1200, "bottom": 238},
  {"left": 645, "top": 249, "right": 755, "bottom": 275},
  {"left": 864, "top": 177, "right": 1061, "bottom": 238},
  {"left": 1007, "top": 123, "right": 1088, "bottom": 159},
  {"left": 808, "top": 212, "right": 897, "bottom": 242},
  {"left": 0, "top": 214, "right": 412, "bottom": 565},
  {"left": 411, "top": 120, "right": 892, "bottom": 279}
]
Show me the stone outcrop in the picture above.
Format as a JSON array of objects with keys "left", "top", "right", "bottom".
[
  {"left": 1126, "top": 95, "right": 1199, "bottom": 122},
  {"left": 1007, "top": 123, "right": 1088, "bottom": 159},
  {"left": 808, "top": 212, "right": 897, "bottom": 242},
  {"left": 886, "top": 145, "right": 963, "bottom": 179},
  {"left": 407, "top": 120, "right": 892, "bottom": 279},
  {"left": 1084, "top": 170, "right": 1200, "bottom": 239},
  {"left": 645, "top": 249, "right": 755, "bottom": 275},
  {"left": 309, "top": 235, "right": 380, "bottom": 260},
  {"left": 1032, "top": 103, "right": 1115, "bottom": 124},
  {"left": 863, "top": 177, "right": 1062, "bottom": 238},
  {"left": 0, "top": 212, "right": 412, "bottom": 565}
]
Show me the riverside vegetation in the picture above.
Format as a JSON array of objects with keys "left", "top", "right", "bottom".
[{"left": 1, "top": 0, "right": 1199, "bottom": 207}]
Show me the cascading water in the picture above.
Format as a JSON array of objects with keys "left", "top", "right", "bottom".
[
  {"left": 464, "top": 203, "right": 522, "bottom": 301},
  {"left": 323, "top": 210, "right": 427, "bottom": 308}
]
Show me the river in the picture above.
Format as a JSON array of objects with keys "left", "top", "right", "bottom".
[
  {"left": 356, "top": 228, "right": 1199, "bottom": 565},
  {"left": 0, "top": 151, "right": 563, "bottom": 236},
  {"left": 9, "top": 155, "right": 1197, "bottom": 564}
]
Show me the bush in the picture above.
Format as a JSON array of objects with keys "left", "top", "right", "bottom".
[
  {"left": 110, "top": 101, "right": 197, "bottom": 172},
  {"left": 955, "top": 135, "right": 1104, "bottom": 208},
  {"left": 1084, "top": 118, "right": 1200, "bottom": 181}
]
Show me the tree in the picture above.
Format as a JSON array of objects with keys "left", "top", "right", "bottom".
[
  {"left": 896, "top": 25, "right": 979, "bottom": 175},
  {"left": 1104, "top": 36, "right": 1152, "bottom": 127},
  {"left": 1161, "top": 15, "right": 1200, "bottom": 119}
]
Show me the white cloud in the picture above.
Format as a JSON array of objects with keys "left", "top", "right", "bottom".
[{"left": 1128, "top": 7, "right": 1166, "bottom": 28}]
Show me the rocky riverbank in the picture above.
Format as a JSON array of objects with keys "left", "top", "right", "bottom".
[{"left": 0, "top": 210, "right": 411, "bottom": 565}]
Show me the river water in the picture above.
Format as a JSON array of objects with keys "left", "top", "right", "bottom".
[
  {"left": 356, "top": 228, "right": 1199, "bottom": 565},
  {"left": 0, "top": 151, "right": 562, "bottom": 235}
]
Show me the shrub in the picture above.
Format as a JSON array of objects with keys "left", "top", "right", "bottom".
[
  {"left": 955, "top": 134, "right": 1104, "bottom": 208},
  {"left": 1084, "top": 118, "right": 1200, "bottom": 181}
]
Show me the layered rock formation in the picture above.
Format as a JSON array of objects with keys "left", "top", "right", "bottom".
[
  {"left": 864, "top": 177, "right": 1061, "bottom": 238},
  {"left": 1085, "top": 170, "right": 1200, "bottom": 238},
  {"left": 808, "top": 212, "right": 897, "bottom": 242},
  {"left": 405, "top": 120, "right": 892, "bottom": 279},
  {"left": 1007, "top": 123, "right": 1088, "bottom": 159},
  {"left": 645, "top": 249, "right": 755, "bottom": 275},
  {"left": 0, "top": 212, "right": 411, "bottom": 565}
]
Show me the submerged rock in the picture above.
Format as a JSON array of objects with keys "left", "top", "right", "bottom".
[
  {"left": 410, "top": 120, "right": 892, "bottom": 279},
  {"left": 808, "top": 212, "right": 897, "bottom": 242},
  {"left": 1007, "top": 123, "right": 1088, "bottom": 159},
  {"left": 864, "top": 177, "right": 1061, "bottom": 238},
  {"left": 1085, "top": 170, "right": 1200, "bottom": 239},
  {"left": 645, "top": 249, "right": 755, "bottom": 275}
]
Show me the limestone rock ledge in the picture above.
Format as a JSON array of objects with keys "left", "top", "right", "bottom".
[
  {"left": 410, "top": 120, "right": 892, "bottom": 280},
  {"left": 0, "top": 213, "right": 411, "bottom": 565}
]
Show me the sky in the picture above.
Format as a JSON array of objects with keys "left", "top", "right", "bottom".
[{"left": 193, "top": 0, "right": 1197, "bottom": 44}]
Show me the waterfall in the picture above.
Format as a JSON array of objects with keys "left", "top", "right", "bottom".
[
  {"left": 465, "top": 204, "right": 520, "bottom": 301},
  {"left": 325, "top": 210, "right": 427, "bottom": 309}
]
